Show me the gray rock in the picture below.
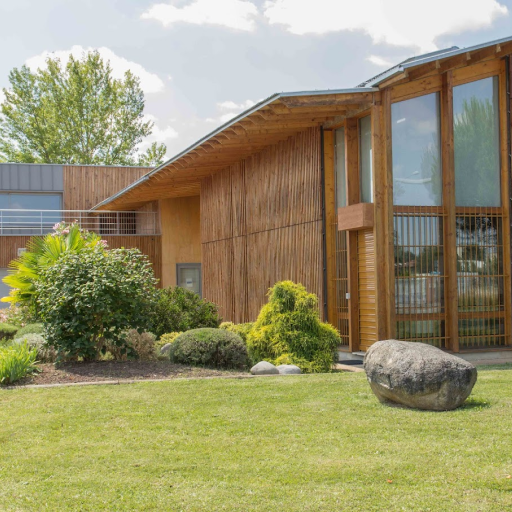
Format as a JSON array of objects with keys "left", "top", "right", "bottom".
[
  {"left": 250, "top": 361, "right": 279, "bottom": 375},
  {"left": 364, "top": 339, "right": 477, "bottom": 411},
  {"left": 277, "top": 364, "right": 302, "bottom": 375},
  {"left": 160, "top": 343, "right": 173, "bottom": 355}
]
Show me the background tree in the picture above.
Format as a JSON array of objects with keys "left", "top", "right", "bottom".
[{"left": 0, "top": 51, "right": 166, "bottom": 166}]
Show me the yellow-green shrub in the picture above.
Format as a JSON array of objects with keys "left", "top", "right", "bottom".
[
  {"left": 247, "top": 281, "right": 340, "bottom": 373},
  {"left": 219, "top": 322, "right": 253, "bottom": 343}
]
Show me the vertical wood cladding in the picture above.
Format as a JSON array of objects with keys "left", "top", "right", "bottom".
[
  {"left": 63, "top": 166, "right": 149, "bottom": 210},
  {"left": 201, "top": 127, "right": 323, "bottom": 322}
]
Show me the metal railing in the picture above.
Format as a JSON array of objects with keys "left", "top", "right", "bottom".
[{"left": 0, "top": 209, "right": 159, "bottom": 236}]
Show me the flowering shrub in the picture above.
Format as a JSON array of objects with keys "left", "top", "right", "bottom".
[{"left": 36, "top": 247, "right": 158, "bottom": 361}]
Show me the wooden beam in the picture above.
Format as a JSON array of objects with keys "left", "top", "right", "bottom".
[
  {"left": 323, "top": 130, "right": 337, "bottom": 325},
  {"left": 441, "top": 70, "right": 458, "bottom": 352},
  {"left": 280, "top": 92, "right": 374, "bottom": 108}
]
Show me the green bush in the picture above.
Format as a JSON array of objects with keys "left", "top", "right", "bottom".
[
  {"left": 169, "top": 328, "right": 248, "bottom": 369},
  {"left": 247, "top": 281, "right": 341, "bottom": 373},
  {"left": 152, "top": 286, "right": 221, "bottom": 338},
  {"left": 105, "top": 330, "right": 156, "bottom": 361},
  {"left": 219, "top": 322, "right": 253, "bottom": 344},
  {"left": 36, "top": 247, "right": 158, "bottom": 361},
  {"left": 0, "top": 342, "right": 38, "bottom": 385},
  {"left": 0, "top": 323, "right": 19, "bottom": 340},
  {"left": 14, "top": 323, "right": 44, "bottom": 339},
  {"left": 14, "top": 334, "right": 56, "bottom": 363},
  {"left": 155, "top": 332, "right": 182, "bottom": 351}
]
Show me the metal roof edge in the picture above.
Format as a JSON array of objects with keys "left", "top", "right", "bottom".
[
  {"left": 400, "top": 35, "right": 512, "bottom": 70},
  {"left": 91, "top": 87, "right": 378, "bottom": 210}
]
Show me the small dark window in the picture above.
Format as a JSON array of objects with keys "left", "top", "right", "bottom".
[{"left": 176, "top": 263, "right": 202, "bottom": 296}]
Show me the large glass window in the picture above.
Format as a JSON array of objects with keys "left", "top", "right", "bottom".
[
  {"left": 391, "top": 93, "right": 442, "bottom": 206},
  {"left": 0, "top": 193, "right": 62, "bottom": 234},
  {"left": 454, "top": 76, "right": 500, "bottom": 207},
  {"left": 334, "top": 128, "right": 346, "bottom": 208},
  {"left": 359, "top": 116, "right": 373, "bottom": 203}
]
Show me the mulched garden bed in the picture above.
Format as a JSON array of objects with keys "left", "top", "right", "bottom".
[{"left": 9, "top": 361, "right": 249, "bottom": 387}]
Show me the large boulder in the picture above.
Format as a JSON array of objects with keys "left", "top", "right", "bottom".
[
  {"left": 364, "top": 340, "right": 477, "bottom": 411},
  {"left": 277, "top": 364, "right": 302, "bottom": 375},
  {"left": 250, "top": 361, "right": 279, "bottom": 375}
]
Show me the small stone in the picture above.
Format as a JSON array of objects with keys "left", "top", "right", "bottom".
[
  {"left": 250, "top": 361, "right": 279, "bottom": 375},
  {"left": 277, "top": 364, "right": 302, "bottom": 375},
  {"left": 160, "top": 343, "right": 173, "bottom": 355},
  {"left": 364, "top": 339, "right": 477, "bottom": 411}
]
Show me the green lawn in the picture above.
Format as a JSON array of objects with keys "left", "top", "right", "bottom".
[{"left": 1, "top": 370, "right": 511, "bottom": 511}]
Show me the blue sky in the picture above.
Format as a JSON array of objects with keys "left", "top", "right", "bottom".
[{"left": 1, "top": 0, "right": 511, "bottom": 159}]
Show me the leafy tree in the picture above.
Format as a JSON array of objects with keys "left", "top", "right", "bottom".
[
  {"left": 1, "top": 222, "right": 104, "bottom": 310},
  {"left": 36, "top": 247, "right": 158, "bottom": 361},
  {"left": 0, "top": 51, "right": 166, "bottom": 166}
]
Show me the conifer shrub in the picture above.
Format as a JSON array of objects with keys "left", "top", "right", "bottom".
[
  {"left": 246, "top": 281, "right": 341, "bottom": 373},
  {"left": 169, "top": 328, "right": 248, "bottom": 369},
  {"left": 219, "top": 322, "right": 254, "bottom": 344}
]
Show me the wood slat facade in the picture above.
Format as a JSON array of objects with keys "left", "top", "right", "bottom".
[{"left": 201, "top": 128, "right": 323, "bottom": 322}]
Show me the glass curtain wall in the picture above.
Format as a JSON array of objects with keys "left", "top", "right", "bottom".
[
  {"left": 453, "top": 76, "right": 505, "bottom": 348},
  {"left": 391, "top": 93, "right": 445, "bottom": 347},
  {"left": 333, "top": 127, "right": 349, "bottom": 346}
]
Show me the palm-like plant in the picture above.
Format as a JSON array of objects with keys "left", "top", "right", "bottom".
[{"left": 1, "top": 222, "right": 105, "bottom": 306}]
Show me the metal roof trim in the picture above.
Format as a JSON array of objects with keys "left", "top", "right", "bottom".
[{"left": 91, "top": 87, "right": 378, "bottom": 210}]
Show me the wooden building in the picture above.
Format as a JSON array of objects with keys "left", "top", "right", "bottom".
[
  {"left": 94, "top": 36, "right": 512, "bottom": 358},
  {"left": 0, "top": 163, "right": 162, "bottom": 304}
]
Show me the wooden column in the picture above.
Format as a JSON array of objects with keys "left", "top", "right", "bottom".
[
  {"left": 345, "top": 118, "right": 360, "bottom": 352},
  {"left": 372, "top": 96, "right": 390, "bottom": 341},
  {"left": 441, "top": 70, "right": 459, "bottom": 352},
  {"left": 382, "top": 89, "right": 396, "bottom": 339},
  {"left": 323, "top": 129, "right": 337, "bottom": 325},
  {"left": 500, "top": 61, "right": 512, "bottom": 345}
]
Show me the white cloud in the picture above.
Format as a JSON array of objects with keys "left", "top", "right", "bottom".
[
  {"left": 367, "top": 55, "right": 393, "bottom": 67},
  {"left": 138, "top": 114, "right": 178, "bottom": 155},
  {"left": 25, "top": 45, "right": 165, "bottom": 94},
  {"left": 141, "top": 0, "right": 258, "bottom": 31},
  {"left": 206, "top": 98, "right": 258, "bottom": 124},
  {"left": 263, "top": 0, "right": 508, "bottom": 52},
  {"left": 218, "top": 99, "right": 256, "bottom": 110}
]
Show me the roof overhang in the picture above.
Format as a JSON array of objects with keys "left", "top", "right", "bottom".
[{"left": 92, "top": 88, "right": 378, "bottom": 211}]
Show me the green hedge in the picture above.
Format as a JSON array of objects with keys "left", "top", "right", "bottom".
[
  {"left": 14, "top": 323, "right": 44, "bottom": 339},
  {"left": 0, "top": 323, "right": 19, "bottom": 340},
  {"left": 169, "top": 328, "right": 248, "bottom": 369}
]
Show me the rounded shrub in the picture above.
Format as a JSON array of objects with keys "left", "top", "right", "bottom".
[
  {"left": 247, "top": 281, "right": 341, "bottom": 373},
  {"left": 14, "top": 323, "right": 44, "bottom": 339},
  {"left": 14, "top": 333, "right": 56, "bottom": 363},
  {"left": 169, "top": 328, "right": 248, "bottom": 369}
]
